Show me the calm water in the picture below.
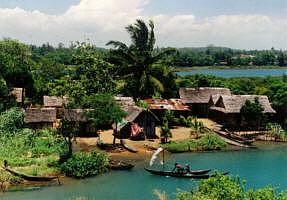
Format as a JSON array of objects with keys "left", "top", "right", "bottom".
[
  {"left": 177, "top": 69, "right": 287, "bottom": 78},
  {"left": 2, "top": 143, "right": 287, "bottom": 200}
]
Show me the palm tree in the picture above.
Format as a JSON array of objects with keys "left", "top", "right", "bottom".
[{"left": 106, "top": 19, "right": 175, "bottom": 100}]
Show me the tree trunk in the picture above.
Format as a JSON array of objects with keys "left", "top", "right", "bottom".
[{"left": 67, "top": 137, "right": 73, "bottom": 158}]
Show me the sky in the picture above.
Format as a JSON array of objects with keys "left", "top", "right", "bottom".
[{"left": 0, "top": 0, "right": 286, "bottom": 49}]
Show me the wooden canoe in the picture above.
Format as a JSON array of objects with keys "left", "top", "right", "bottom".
[
  {"left": 3, "top": 167, "right": 57, "bottom": 182},
  {"left": 144, "top": 168, "right": 228, "bottom": 179}
]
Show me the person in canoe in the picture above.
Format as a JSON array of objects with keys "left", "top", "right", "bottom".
[
  {"left": 172, "top": 163, "right": 184, "bottom": 173},
  {"left": 185, "top": 164, "right": 191, "bottom": 173}
]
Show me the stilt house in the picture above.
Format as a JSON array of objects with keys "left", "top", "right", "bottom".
[
  {"left": 179, "top": 87, "right": 231, "bottom": 117},
  {"left": 209, "top": 95, "right": 276, "bottom": 129}
]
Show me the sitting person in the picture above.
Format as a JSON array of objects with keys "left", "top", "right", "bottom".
[
  {"left": 172, "top": 163, "right": 184, "bottom": 173},
  {"left": 185, "top": 164, "right": 191, "bottom": 173}
]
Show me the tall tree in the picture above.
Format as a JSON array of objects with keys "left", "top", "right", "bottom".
[{"left": 107, "top": 19, "right": 176, "bottom": 99}]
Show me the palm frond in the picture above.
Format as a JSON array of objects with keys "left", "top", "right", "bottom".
[
  {"left": 148, "top": 75, "right": 164, "bottom": 92},
  {"left": 106, "top": 40, "right": 129, "bottom": 51}
]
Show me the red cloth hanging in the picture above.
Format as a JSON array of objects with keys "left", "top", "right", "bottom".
[{"left": 131, "top": 123, "right": 142, "bottom": 137}]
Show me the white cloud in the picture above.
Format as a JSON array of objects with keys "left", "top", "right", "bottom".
[{"left": 0, "top": 0, "right": 286, "bottom": 49}]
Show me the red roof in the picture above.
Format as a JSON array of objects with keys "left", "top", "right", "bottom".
[{"left": 142, "top": 98, "right": 190, "bottom": 111}]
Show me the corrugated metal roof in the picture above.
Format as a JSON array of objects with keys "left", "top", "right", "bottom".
[{"left": 142, "top": 98, "right": 190, "bottom": 111}]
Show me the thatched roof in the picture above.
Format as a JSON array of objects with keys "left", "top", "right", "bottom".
[
  {"left": 11, "top": 88, "right": 24, "bottom": 103},
  {"left": 113, "top": 106, "right": 159, "bottom": 130},
  {"left": 64, "top": 109, "right": 87, "bottom": 122},
  {"left": 179, "top": 87, "right": 231, "bottom": 104},
  {"left": 114, "top": 96, "right": 135, "bottom": 106},
  {"left": 209, "top": 94, "right": 222, "bottom": 105},
  {"left": 43, "top": 96, "right": 69, "bottom": 107},
  {"left": 24, "top": 108, "right": 57, "bottom": 123},
  {"left": 215, "top": 95, "right": 276, "bottom": 114}
]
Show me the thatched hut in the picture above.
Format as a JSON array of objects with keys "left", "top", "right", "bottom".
[
  {"left": 24, "top": 108, "right": 57, "bottom": 129},
  {"left": 11, "top": 88, "right": 24, "bottom": 103},
  {"left": 43, "top": 96, "right": 69, "bottom": 107},
  {"left": 209, "top": 95, "right": 276, "bottom": 129},
  {"left": 179, "top": 87, "right": 231, "bottom": 117},
  {"left": 63, "top": 109, "right": 98, "bottom": 136},
  {"left": 113, "top": 106, "right": 159, "bottom": 139}
]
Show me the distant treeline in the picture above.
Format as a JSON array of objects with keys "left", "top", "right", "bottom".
[
  {"left": 29, "top": 43, "right": 287, "bottom": 67},
  {"left": 163, "top": 46, "right": 287, "bottom": 67}
]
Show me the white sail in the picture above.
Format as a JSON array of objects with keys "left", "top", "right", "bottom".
[{"left": 149, "top": 147, "right": 163, "bottom": 166}]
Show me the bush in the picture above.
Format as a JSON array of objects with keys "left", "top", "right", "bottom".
[
  {"left": 0, "top": 107, "right": 24, "bottom": 135},
  {"left": 162, "top": 140, "right": 196, "bottom": 153},
  {"left": 60, "top": 152, "right": 110, "bottom": 178},
  {"left": 162, "top": 134, "right": 226, "bottom": 152},
  {"left": 196, "top": 133, "right": 227, "bottom": 151},
  {"left": 173, "top": 173, "right": 287, "bottom": 200}
]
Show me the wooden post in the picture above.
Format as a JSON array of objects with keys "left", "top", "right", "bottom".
[
  {"left": 162, "top": 149, "right": 165, "bottom": 172},
  {"left": 113, "top": 121, "right": 117, "bottom": 145}
]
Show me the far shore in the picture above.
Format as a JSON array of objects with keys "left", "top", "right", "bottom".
[{"left": 171, "top": 65, "right": 287, "bottom": 72}]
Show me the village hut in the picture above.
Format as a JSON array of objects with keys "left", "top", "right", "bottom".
[
  {"left": 11, "top": 88, "right": 24, "bottom": 103},
  {"left": 142, "top": 98, "right": 191, "bottom": 121},
  {"left": 43, "top": 96, "right": 69, "bottom": 107},
  {"left": 209, "top": 95, "right": 276, "bottom": 129},
  {"left": 113, "top": 106, "right": 159, "bottom": 140},
  {"left": 179, "top": 87, "right": 231, "bottom": 117},
  {"left": 24, "top": 108, "right": 57, "bottom": 129},
  {"left": 63, "top": 109, "right": 98, "bottom": 136}
]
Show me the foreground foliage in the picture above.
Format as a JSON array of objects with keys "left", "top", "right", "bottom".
[
  {"left": 60, "top": 152, "right": 110, "bottom": 178},
  {"left": 173, "top": 173, "right": 287, "bottom": 200},
  {"left": 155, "top": 173, "right": 287, "bottom": 200}
]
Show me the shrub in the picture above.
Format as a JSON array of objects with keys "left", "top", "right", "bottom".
[
  {"left": 172, "top": 173, "right": 287, "bottom": 200},
  {"left": 196, "top": 133, "right": 227, "bottom": 151},
  {"left": 162, "top": 140, "right": 196, "bottom": 153},
  {"left": 60, "top": 152, "right": 110, "bottom": 178},
  {"left": 0, "top": 107, "right": 24, "bottom": 135},
  {"left": 9, "top": 176, "right": 24, "bottom": 185}
]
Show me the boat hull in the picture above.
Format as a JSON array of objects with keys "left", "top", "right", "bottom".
[{"left": 144, "top": 168, "right": 228, "bottom": 179}]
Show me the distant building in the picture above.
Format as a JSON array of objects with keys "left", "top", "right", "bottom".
[
  {"left": 43, "top": 96, "right": 69, "bottom": 107},
  {"left": 179, "top": 87, "right": 231, "bottom": 117},
  {"left": 11, "top": 88, "right": 24, "bottom": 104},
  {"left": 24, "top": 108, "right": 57, "bottom": 129},
  {"left": 209, "top": 95, "right": 276, "bottom": 129},
  {"left": 114, "top": 96, "right": 135, "bottom": 106}
]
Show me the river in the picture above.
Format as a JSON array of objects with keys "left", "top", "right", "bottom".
[
  {"left": 2, "top": 142, "right": 287, "bottom": 200},
  {"left": 177, "top": 68, "right": 287, "bottom": 78}
]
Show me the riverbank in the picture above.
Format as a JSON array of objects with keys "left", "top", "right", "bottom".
[{"left": 171, "top": 65, "right": 287, "bottom": 72}]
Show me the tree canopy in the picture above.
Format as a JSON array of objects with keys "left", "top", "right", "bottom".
[{"left": 107, "top": 19, "right": 176, "bottom": 99}]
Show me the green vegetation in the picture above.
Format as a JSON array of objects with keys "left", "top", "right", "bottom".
[
  {"left": 240, "top": 97, "right": 266, "bottom": 127},
  {"left": 60, "top": 152, "right": 110, "bottom": 178},
  {"left": 0, "top": 108, "right": 66, "bottom": 184},
  {"left": 160, "top": 121, "right": 172, "bottom": 144},
  {"left": 107, "top": 19, "right": 177, "bottom": 99},
  {"left": 162, "top": 173, "right": 287, "bottom": 200},
  {"left": 163, "top": 46, "right": 287, "bottom": 68},
  {"left": 162, "top": 133, "right": 227, "bottom": 153}
]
